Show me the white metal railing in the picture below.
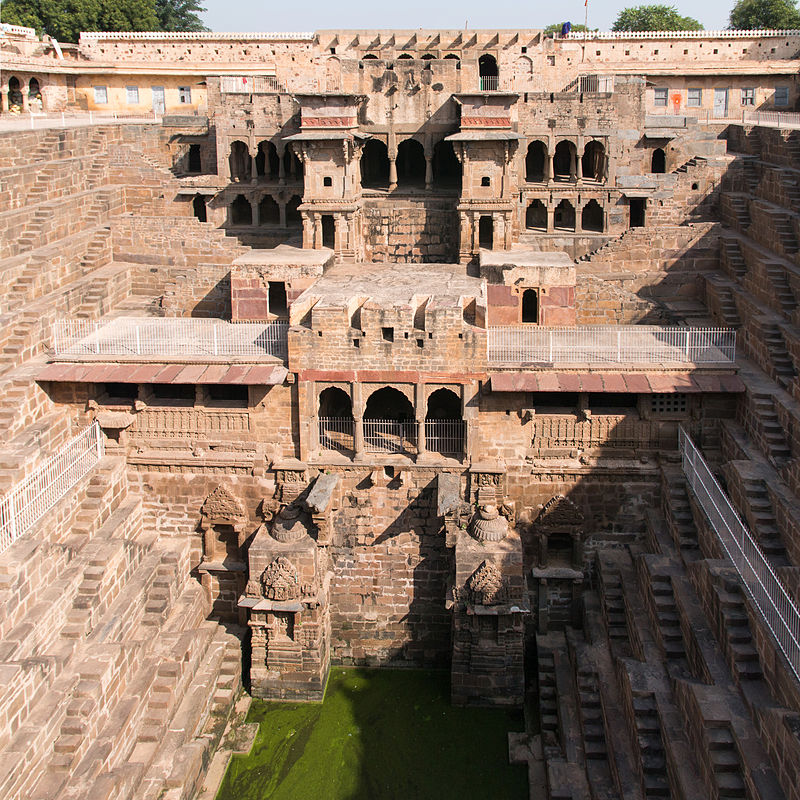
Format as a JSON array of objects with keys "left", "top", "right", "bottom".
[
  {"left": 565, "top": 29, "right": 800, "bottom": 40},
  {"left": 479, "top": 76, "right": 500, "bottom": 91},
  {"left": 744, "top": 110, "right": 800, "bottom": 129},
  {"left": 425, "top": 420, "right": 465, "bottom": 456},
  {"left": 0, "top": 422, "right": 104, "bottom": 555},
  {"left": 648, "top": 107, "right": 800, "bottom": 130},
  {"left": 51, "top": 318, "right": 288, "bottom": 360},
  {"left": 79, "top": 31, "right": 315, "bottom": 40},
  {"left": 364, "top": 420, "right": 417, "bottom": 454},
  {"left": 563, "top": 75, "right": 614, "bottom": 93},
  {"left": 487, "top": 326, "right": 736, "bottom": 364},
  {"left": 319, "top": 417, "right": 355, "bottom": 453},
  {"left": 679, "top": 427, "right": 800, "bottom": 682},
  {"left": 220, "top": 76, "right": 286, "bottom": 94}
]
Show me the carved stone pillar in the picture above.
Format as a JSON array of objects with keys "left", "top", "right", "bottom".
[
  {"left": 251, "top": 198, "right": 260, "bottom": 227},
  {"left": 279, "top": 201, "right": 287, "bottom": 228},
  {"left": 277, "top": 144, "right": 286, "bottom": 184},
  {"left": 389, "top": 157, "right": 398, "bottom": 191},
  {"left": 21, "top": 92, "right": 29, "bottom": 113},
  {"left": 352, "top": 382, "right": 365, "bottom": 461},
  {"left": 576, "top": 150, "right": 583, "bottom": 182},
  {"left": 416, "top": 382, "right": 427, "bottom": 460},
  {"left": 494, "top": 213, "right": 505, "bottom": 251},
  {"left": 570, "top": 149, "right": 578, "bottom": 181},
  {"left": 547, "top": 205, "right": 555, "bottom": 233},
  {"left": 251, "top": 151, "right": 258, "bottom": 184},
  {"left": 313, "top": 214, "right": 322, "bottom": 248},
  {"left": 302, "top": 213, "right": 313, "bottom": 249},
  {"left": 0, "top": 89, "right": 8, "bottom": 113},
  {"left": 424, "top": 156, "right": 433, "bottom": 189}
]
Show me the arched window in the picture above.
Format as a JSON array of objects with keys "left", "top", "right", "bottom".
[
  {"left": 362, "top": 53, "right": 379, "bottom": 60},
  {"left": 426, "top": 388, "right": 461, "bottom": 419},
  {"left": 28, "top": 77, "right": 40, "bottom": 97},
  {"left": 479, "top": 216, "right": 493, "bottom": 248},
  {"left": 432, "top": 140, "right": 461, "bottom": 189},
  {"left": 581, "top": 200, "right": 604, "bottom": 232},
  {"left": 286, "top": 195, "right": 302, "bottom": 228},
  {"left": 361, "top": 139, "right": 390, "bottom": 188},
  {"left": 444, "top": 53, "right": 460, "bottom": 61},
  {"left": 582, "top": 140, "right": 605, "bottom": 182},
  {"left": 319, "top": 386, "right": 353, "bottom": 417},
  {"left": 521, "top": 289, "right": 539, "bottom": 323},
  {"left": 421, "top": 53, "right": 436, "bottom": 61},
  {"left": 259, "top": 195, "right": 280, "bottom": 225},
  {"left": 228, "top": 141, "right": 251, "bottom": 182},
  {"left": 526, "top": 141, "right": 547, "bottom": 182},
  {"left": 365, "top": 387, "right": 414, "bottom": 420},
  {"left": 553, "top": 141, "right": 576, "bottom": 181},
  {"left": 192, "top": 194, "right": 207, "bottom": 223},
  {"left": 554, "top": 199, "right": 575, "bottom": 231},
  {"left": 651, "top": 148, "right": 666, "bottom": 174},
  {"left": 397, "top": 53, "right": 414, "bottom": 60},
  {"left": 479, "top": 54, "right": 498, "bottom": 91},
  {"left": 8, "top": 76, "right": 22, "bottom": 107},
  {"left": 230, "top": 195, "right": 252, "bottom": 225},
  {"left": 256, "top": 141, "right": 280, "bottom": 179},
  {"left": 526, "top": 200, "right": 547, "bottom": 230},
  {"left": 396, "top": 139, "right": 426, "bottom": 187}
]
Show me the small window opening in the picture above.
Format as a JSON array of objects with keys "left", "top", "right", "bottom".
[
  {"left": 151, "top": 384, "right": 195, "bottom": 405},
  {"left": 382, "top": 326, "right": 394, "bottom": 342},
  {"left": 323, "top": 176, "right": 333, "bottom": 187},
  {"left": 206, "top": 385, "right": 248, "bottom": 406},
  {"left": 269, "top": 281, "right": 288, "bottom": 316},
  {"left": 481, "top": 176, "right": 490, "bottom": 187},
  {"left": 103, "top": 383, "right": 137, "bottom": 402},
  {"left": 521, "top": 289, "right": 539, "bottom": 323}
]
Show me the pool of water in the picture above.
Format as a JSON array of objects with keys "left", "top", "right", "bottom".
[{"left": 217, "top": 668, "right": 527, "bottom": 800}]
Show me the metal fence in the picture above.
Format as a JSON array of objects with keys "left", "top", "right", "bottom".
[
  {"left": 52, "top": 318, "right": 289, "bottom": 360},
  {"left": 563, "top": 75, "right": 615, "bottom": 94},
  {"left": 425, "top": 420, "right": 465, "bottom": 456},
  {"left": 364, "top": 420, "right": 417, "bottom": 455},
  {"left": 0, "top": 422, "right": 104, "bottom": 555},
  {"left": 679, "top": 427, "right": 800, "bottom": 683},
  {"left": 219, "top": 76, "right": 286, "bottom": 94},
  {"left": 487, "top": 326, "right": 736, "bottom": 364},
  {"left": 479, "top": 76, "right": 500, "bottom": 92},
  {"left": 319, "top": 417, "right": 355, "bottom": 453}
]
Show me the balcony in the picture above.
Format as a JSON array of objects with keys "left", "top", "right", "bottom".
[
  {"left": 51, "top": 318, "right": 288, "bottom": 361},
  {"left": 487, "top": 326, "right": 736, "bottom": 365}
]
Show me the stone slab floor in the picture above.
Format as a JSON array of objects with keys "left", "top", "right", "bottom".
[{"left": 216, "top": 668, "right": 527, "bottom": 800}]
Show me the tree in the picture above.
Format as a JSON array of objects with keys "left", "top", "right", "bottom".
[
  {"left": 0, "top": 0, "right": 207, "bottom": 41},
  {"left": 543, "top": 22, "right": 591, "bottom": 35},
  {"left": 729, "top": 0, "right": 800, "bottom": 28},
  {"left": 612, "top": 4, "right": 704, "bottom": 30},
  {"left": 155, "top": 0, "right": 208, "bottom": 32}
]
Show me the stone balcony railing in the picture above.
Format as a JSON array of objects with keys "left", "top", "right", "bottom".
[{"left": 532, "top": 414, "right": 675, "bottom": 451}]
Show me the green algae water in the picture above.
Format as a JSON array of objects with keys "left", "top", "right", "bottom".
[{"left": 217, "top": 668, "right": 527, "bottom": 800}]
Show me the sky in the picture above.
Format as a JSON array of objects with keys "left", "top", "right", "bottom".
[{"left": 200, "top": 0, "right": 737, "bottom": 34}]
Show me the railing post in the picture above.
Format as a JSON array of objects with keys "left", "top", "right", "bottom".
[
  {"left": 213, "top": 326, "right": 218, "bottom": 356},
  {"left": 135, "top": 325, "right": 141, "bottom": 355},
  {"left": 685, "top": 329, "right": 691, "bottom": 361},
  {"left": 94, "top": 322, "right": 100, "bottom": 355},
  {"left": 95, "top": 421, "right": 104, "bottom": 459},
  {"left": 616, "top": 330, "right": 621, "bottom": 362},
  {"left": 549, "top": 330, "right": 554, "bottom": 362},
  {"left": 8, "top": 493, "right": 17, "bottom": 544}
]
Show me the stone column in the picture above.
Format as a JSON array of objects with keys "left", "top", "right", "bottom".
[
  {"left": 251, "top": 198, "right": 260, "bottom": 227},
  {"left": 277, "top": 144, "right": 286, "bottom": 184},
  {"left": 576, "top": 150, "right": 583, "bottom": 182},
  {"left": 459, "top": 212, "right": 472, "bottom": 263},
  {"left": 547, "top": 205, "right": 555, "bottom": 233},
  {"left": 575, "top": 203, "right": 582, "bottom": 233},
  {"left": 415, "top": 382, "right": 427, "bottom": 460},
  {"left": 314, "top": 215, "right": 322, "bottom": 248},
  {"left": 471, "top": 213, "right": 479, "bottom": 253},
  {"left": 279, "top": 201, "right": 287, "bottom": 228},
  {"left": 570, "top": 149, "right": 577, "bottom": 181},
  {"left": 352, "top": 382, "right": 365, "bottom": 461},
  {"left": 302, "top": 213, "right": 313, "bottom": 249},
  {"left": 548, "top": 154, "right": 555, "bottom": 183},
  {"left": 425, "top": 156, "right": 433, "bottom": 190},
  {"left": 21, "top": 92, "right": 29, "bottom": 113},
  {"left": 0, "top": 89, "right": 8, "bottom": 113},
  {"left": 308, "top": 381, "right": 320, "bottom": 460},
  {"left": 545, "top": 147, "right": 552, "bottom": 181},
  {"left": 389, "top": 157, "right": 398, "bottom": 191},
  {"left": 251, "top": 150, "right": 258, "bottom": 184},
  {"left": 494, "top": 213, "right": 505, "bottom": 251}
]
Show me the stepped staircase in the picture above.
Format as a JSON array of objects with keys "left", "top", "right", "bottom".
[
  {"left": 713, "top": 581, "right": 764, "bottom": 684},
  {"left": 705, "top": 725, "right": 748, "bottom": 799},
  {"left": 720, "top": 236, "right": 747, "bottom": 280},
  {"left": 764, "top": 263, "right": 797, "bottom": 316},
  {"left": 749, "top": 392, "right": 792, "bottom": 466},
  {"left": 631, "top": 694, "right": 671, "bottom": 799},
  {"left": 762, "top": 323, "right": 797, "bottom": 389}
]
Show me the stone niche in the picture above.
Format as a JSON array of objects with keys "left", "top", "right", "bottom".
[
  {"left": 480, "top": 249, "right": 576, "bottom": 326},
  {"left": 240, "top": 471, "right": 338, "bottom": 701},
  {"left": 449, "top": 501, "right": 528, "bottom": 707}
]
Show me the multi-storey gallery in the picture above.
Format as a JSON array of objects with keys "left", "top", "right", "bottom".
[{"left": 1, "top": 20, "right": 800, "bottom": 799}]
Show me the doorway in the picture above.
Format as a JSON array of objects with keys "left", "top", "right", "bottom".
[{"left": 151, "top": 86, "right": 166, "bottom": 114}]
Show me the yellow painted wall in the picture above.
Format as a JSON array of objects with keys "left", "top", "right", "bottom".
[{"left": 75, "top": 74, "right": 207, "bottom": 114}]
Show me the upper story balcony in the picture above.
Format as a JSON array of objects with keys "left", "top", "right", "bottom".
[{"left": 50, "top": 317, "right": 288, "bottom": 360}]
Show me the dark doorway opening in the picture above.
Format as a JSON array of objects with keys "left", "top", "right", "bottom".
[
  {"left": 582, "top": 140, "right": 605, "bottom": 182},
  {"left": 259, "top": 195, "right": 280, "bottom": 225},
  {"left": 553, "top": 141, "right": 575, "bottom": 180},
  {"left": 322, "top": 215, "right": 336, "bottom": 249},
  {"left": 651, "top": 148, "right": 666, "bottom": 174},
  {"left": 526, "top": 200, "right": 547, "bottom": 230},
  {"left": 581, "top": 200, "right": 604, "bottom": 232},
  {"left": 479, "top": 54, "right": 498, "bottom": 90},
  {"left": 319, "top": 386, "right": 353, "bottom": 417},
  {"left": 554, "top": 200, "right": 575, "bottom": 231},
  {"left": 230, "top": 195, "right": 252, "bottom": 225},
  {"left": 229, "top": 141, "right": 251, "bottom": 182},
  {"left": 269, "top": 281, "right": 288, "bottom": 316},
  {"left": 629, "top": 198, "right": 646, "bottom": 228},
  {"left": 286, "top": 195, "right": 302, "bottom": 228},
  {"left": 521, "top": 289, "right": 539, "bottom": 323},
  {"left": 365, "top": 386, "right": 414, "bottom": 420},
  {"left": 256, "top": 141, "right": 280, "bottom": 179},
  {"left": 525, "top": 141, "right": 547, "bottom": 182},
  {"left": 361, "top": 139, "right": 390, "bottom": 188},
  {"left": 188, "top": 143, "right": 201, "bottom": 173},
  {"left": 432, "top": 140, "right": 461, "bottom": 189},
  {"left": 192, "top": 194, "right": 207, "bottom": 222},
  {"left": 479, "top": 216, "right": 493, "bottom": 249},
  {"left": 396, "top": 139, "right": 426, "bottom": 187}
]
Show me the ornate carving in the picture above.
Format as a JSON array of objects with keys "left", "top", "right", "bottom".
[
  {"left": 201, "top": 485, "right": 245, "bottom": 522},
  {"left": 465, "top": 560, "right": 508, "bottom": 605},
  {"left": 260, "top": 556, "right": 300, "bottom": 601},
  {"left": 270, "top": 503, "right": 311, "bottom": 542},
  {"left": 535, "top": 495, "right": 585, "bottom": 529},
  {"left": 470, "top": 504, "right": 509, "bottom": 542}
]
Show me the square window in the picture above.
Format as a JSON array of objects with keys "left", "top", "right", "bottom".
[
  {"left": 481, "top": 176, "right": 490, "bottom": 187},
  {"left": 687, "top": 88, "right": 702, "bottom": 107},
  {"left": 650, "top": 394, "right": 687, "bottom": 414},
  {"left": 741, "top": 88, "right": 755, "bottom": 106},
  {"left": 654, "top": 88, "right": 668, "bottom": 107},
  {"left": 178, "top": 86, "right": 192, "bottom": 103},
  {"left": 125, "top": 86, "right": 139, "bottom": 104},
  {"left": 323, "top": 176, "right": 333, "bottom": 187},
  {"left": 94, "top": 86, "right": 108, "bottom": 104},
  {"left": 381, "top": 326, "right": 394, "bottom": 342},
  {"left": 775, "top": 86, "right": 789, "bottom": 106}
]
